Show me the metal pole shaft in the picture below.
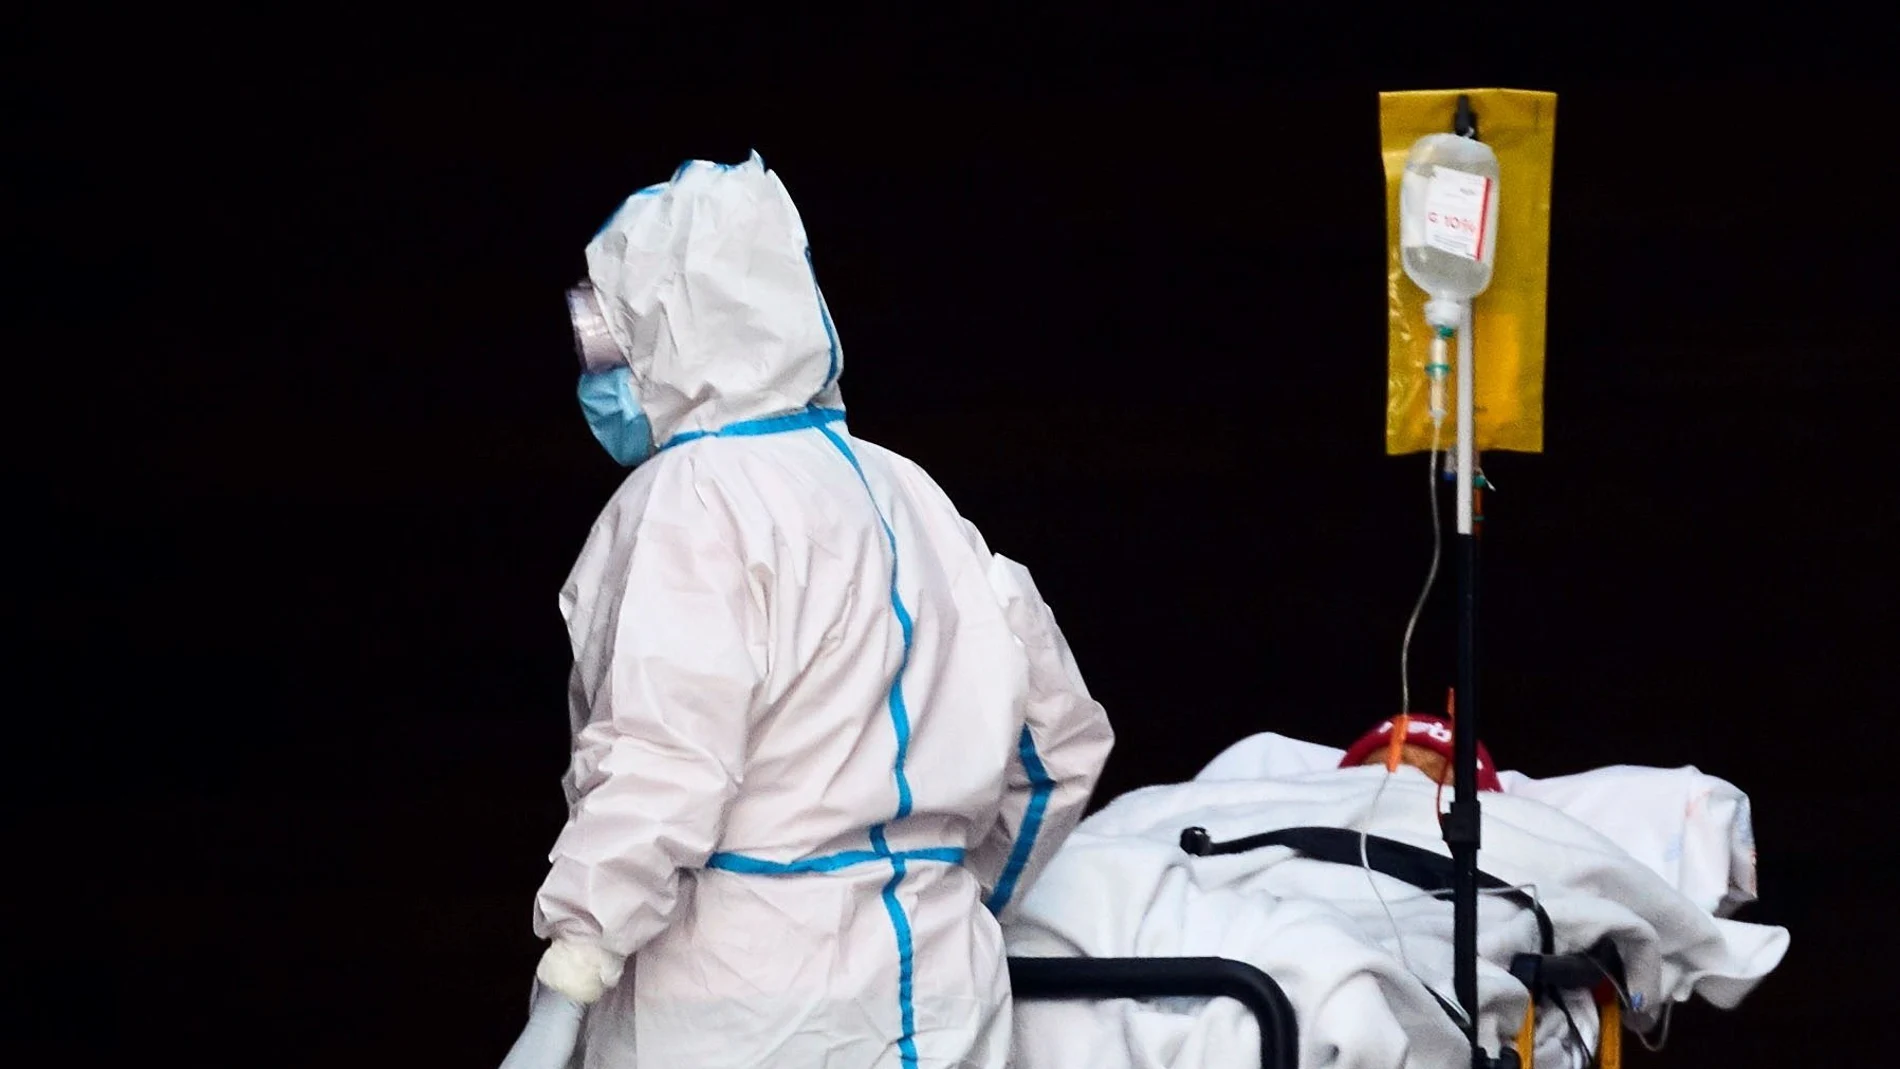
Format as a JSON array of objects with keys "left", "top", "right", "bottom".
[
  {"left": 1453, "top": 534, "right": 1481, "bottom": 1059},
  {"left": 1450, "top": 305, "right": 1484, "bottom": 1066}
]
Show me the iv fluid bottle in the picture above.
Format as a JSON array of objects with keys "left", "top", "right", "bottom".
[{"left": 1399, "top": 133, "right": 1501, "bottom": 306}]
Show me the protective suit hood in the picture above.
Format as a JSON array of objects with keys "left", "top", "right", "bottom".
[{"left": 581, "top": 152, "right": 845, "bottom": 447}]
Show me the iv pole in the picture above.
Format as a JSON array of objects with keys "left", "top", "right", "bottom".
[{"left": 1442, "top": 93, "right": 1489, "bottom": 1069}]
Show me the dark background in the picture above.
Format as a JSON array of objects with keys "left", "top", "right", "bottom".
[{"left": 14, "top": 11, "right": 1893, "bottom": 1067}]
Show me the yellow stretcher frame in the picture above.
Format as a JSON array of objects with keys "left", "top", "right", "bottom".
[
  {"left": 1382, "top": 89, "right": 1558, "bottom": 456},
  {"left": 1515, "top": 992, "right": 1622, "bottom": 1069}
]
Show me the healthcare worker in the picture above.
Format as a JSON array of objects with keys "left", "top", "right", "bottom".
[{"left": 498, "top": 152, "right": 1116, "bottom": 1069}]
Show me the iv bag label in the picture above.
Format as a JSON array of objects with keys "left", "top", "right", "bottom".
[{"left": 1424, "top": 165, "right": 1493, "bottom": 261}]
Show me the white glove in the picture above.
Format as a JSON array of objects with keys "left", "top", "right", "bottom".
[{"left": 498, "top": 981, "right": 584, "bottom": 1069}]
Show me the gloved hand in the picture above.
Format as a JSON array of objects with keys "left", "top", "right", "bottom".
[{"left": 498, "top": 981, "right": 585, "bottom": 1069}]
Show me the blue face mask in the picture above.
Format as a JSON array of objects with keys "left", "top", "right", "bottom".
[{"left": 577, "top": 366, "right": 656, "bottom": 467}]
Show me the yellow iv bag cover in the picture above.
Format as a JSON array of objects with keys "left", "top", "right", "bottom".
[{"left": 1382, "top": 89, "right": 1557, "bottom": 455}]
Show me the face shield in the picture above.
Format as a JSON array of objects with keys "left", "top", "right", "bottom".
[
  {"left": 568, "top": 280, "right": 656, "bottom": 467},
  {"left": 568, "top": 281, "right": 626, "bottom": 375}
]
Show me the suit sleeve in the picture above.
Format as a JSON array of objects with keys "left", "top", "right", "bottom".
[
  {"left": 529, "top": 467, "right": 767, "bottom": 1002},
  {"left": 973, "top": 553, "right": 1115, "bottom": 922}
]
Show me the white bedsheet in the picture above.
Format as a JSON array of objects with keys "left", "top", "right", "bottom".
[
  {"left": 1196, "top": 733, "right": 1761, "bottom": 918},
  {"left": 1004, "top": 741, "right": 1788, "bottom": 1069}
]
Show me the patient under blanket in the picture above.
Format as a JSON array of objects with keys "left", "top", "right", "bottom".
[{"left": 1003, "top": 731, "right": 1789, "bottom": 1069}]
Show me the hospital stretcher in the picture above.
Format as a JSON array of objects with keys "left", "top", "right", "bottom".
[{"left": 1005, "top": 821, "right": 1631, "bottom": 1069}]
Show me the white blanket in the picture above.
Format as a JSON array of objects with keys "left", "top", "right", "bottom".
[
  {"left": 1197, "top": 733, "right": 1762, "bottom": 919},
  {"left": 1005, "top": 737, "right": 1789, "bottom": 1069}
]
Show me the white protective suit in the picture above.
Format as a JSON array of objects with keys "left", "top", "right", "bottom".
[{"left": 524, "top": 153, "right": 1116, "bottom": 1069}]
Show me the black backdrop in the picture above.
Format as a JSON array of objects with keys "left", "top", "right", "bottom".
[{"left": 14, "top": 11, "right": 1893, "bottom": 1067}]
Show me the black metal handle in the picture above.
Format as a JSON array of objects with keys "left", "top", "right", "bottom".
[{"left": 1007, "top": 956, "right": 1299, "bottom": 1069}]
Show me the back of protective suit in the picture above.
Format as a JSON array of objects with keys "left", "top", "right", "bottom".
[{"left": 525, "top": 154, "right": 1115, "bottom": 1069}]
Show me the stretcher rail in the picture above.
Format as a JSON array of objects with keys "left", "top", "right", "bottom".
[{"left": 1007, "top": 956, "right": 1299, "bottom": 1069}]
